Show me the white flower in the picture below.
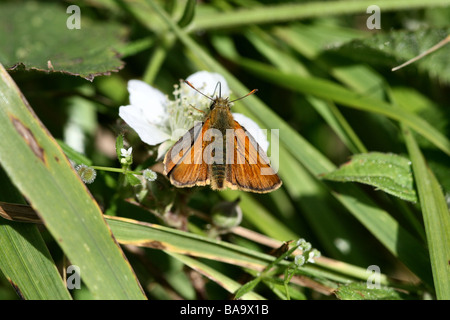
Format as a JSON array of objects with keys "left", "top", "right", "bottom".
[
  {"left": 294, "top": 254, "right": 305, "bottom": 266},
  {"left": 119, "top": 71, "right": 269, "bottom": 159},
  {"left": 307, "top": 249, "right": 321, "bottom": 263},
  {"left": 120, "top": 147, "right": 133, "bottom": 158}
]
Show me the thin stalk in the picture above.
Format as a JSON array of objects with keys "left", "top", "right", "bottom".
[
  {"left": 143, "top": 34, "right": 176, "bottom": 85},
  {"left": 191, "top": 0, "right": 450, "bottom": 31},
  {"left": 90, "top": 166, "right": 142, "bottom": 175}
]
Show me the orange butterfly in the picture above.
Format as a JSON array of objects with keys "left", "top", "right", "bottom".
[{"left": 163, "top": 81, "right": 281, "bottom": 193}]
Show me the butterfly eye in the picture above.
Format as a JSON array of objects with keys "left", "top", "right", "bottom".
[{"left": 209, "top": 103, "right": 215, "bottom": 110}]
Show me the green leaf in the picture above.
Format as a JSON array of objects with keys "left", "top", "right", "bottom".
[
  {"left": 335, "top": 282, "right": 408, "bottom": 300},
  {"left": 126, "top": 173, "right": 141, "bottom": 186},
  {"left": 403, "top": 126, "right": 450, "bottom": 300},
  {"left": 322, "top": 152, "right": 417, "bottom": 202},
  {"left": 331, "top": 28, "right": 450, "bottom": 84},
  {"left": 116, "top": 134, "right": 124, "bottom": 163},
  {"left": 0, "top": 2, "right": 126, "bottom": 81},
  {"left": 0, "top": 64, "right": 145, "bottom": 299},
  {"left": 234, "top": 278, "right": 262, "bottom": 300},
  {"left": 57, "top": 140, "right": 92, "bottom": 166}
]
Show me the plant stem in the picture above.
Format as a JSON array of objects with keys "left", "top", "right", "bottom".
[{"left": 90, "top": 166, "right": 141, "bottom": 175}]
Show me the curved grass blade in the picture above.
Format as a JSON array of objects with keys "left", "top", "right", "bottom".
[
  {"left": 192, "top": 0, "right": 450, "bottom": 31},
  {"left": 167, "top": 252, "right": 265, "bottom": 300},
  {"left": 0, "top": 64, "right": 146, "bottom": 300},
  {"left": 106, "top": 215, "right": 283, "bottom": 270},
  {"left": 239, "top": 62, "right": 450, "bottom": 157},
  {"left": 242, "top": 28, "right": 367, "bottom": 154},
  {"left": 0, "top": 220, "right": 72, "bottom": 300},
  {"left": 0, "top": 168, "right": 71, "bottom": 300},
  {"left": 1, "top": 205, "right": 406, "bottom": 291},
  {"left": 403, "top": 125, "right": 450, "bottom": 299},
  {"left": 219, "top": 191, "right": 298, "bottom": 241}
]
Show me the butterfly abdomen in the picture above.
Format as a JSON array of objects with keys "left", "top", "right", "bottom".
[
  {"left": 210, "top": 128, "right": 227, "bottom": 190},
  {"left": 208, "top": 104, "right": 233, "bottom": 190},
  {"left": 211, "top": 163, "right": 226, "bottom": 189}
]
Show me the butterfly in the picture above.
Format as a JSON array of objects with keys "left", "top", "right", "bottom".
[{"left": 163, "top": 80, "right": 282, "bottom": 193}]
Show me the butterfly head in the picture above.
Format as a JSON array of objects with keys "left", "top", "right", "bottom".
[
  {"left": 183, "top": 79, "right": 257, "bottom": 111},
  {"left": 210, "top": 97, "right": 230, "bottom": 111}
]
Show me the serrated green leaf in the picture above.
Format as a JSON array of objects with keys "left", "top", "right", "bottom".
[
  {"left": 403, "top": 126, "right": 450, "bottom": 300},
  {"left": 322, "top": 152, "right": 417, "bottom": 202},
  {"left": 335, "top": 282, "right": 408, "bottom": 300},
  {"left": 0, "top": 2, "right": 126, "bottom": 81},
  {"left": 331, "top": 28, "right": 450, "bottom": 84}
]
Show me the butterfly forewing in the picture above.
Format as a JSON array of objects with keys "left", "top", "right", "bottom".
[{"left": 224, "top": 121, "right": 281, "bottom": 193}]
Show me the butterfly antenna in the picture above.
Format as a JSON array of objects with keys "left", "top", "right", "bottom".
[
  {"left": 212, "top": 82, "right": 222, "bottom": 98},
  {"left": 184, "top": 80, "right": 214, "bottom": 101},
  {"left": 230, "top": 89, "right": 258, "bottom": 102}
]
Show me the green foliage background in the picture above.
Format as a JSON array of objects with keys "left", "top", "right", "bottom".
[{"left": 0, "top": 0, "right": 449, "bottom": 300}]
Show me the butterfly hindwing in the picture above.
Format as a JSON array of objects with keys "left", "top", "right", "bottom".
[{"left": 164, "top": 121, "right": 210, "bottom": 187}]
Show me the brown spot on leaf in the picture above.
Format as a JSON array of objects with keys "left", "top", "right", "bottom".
[
  {"left": 143, "top": 241, "right": 166, "bottom": 250},
  {"left": 10, "top": 115, "right": 46, "bottom": 164},
  {"left": 8, "top": 280, "right": 25, "bottom": 300}
]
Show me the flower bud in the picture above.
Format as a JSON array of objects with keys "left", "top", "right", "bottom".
[
  {"left": 294, "top": 254, "right": 305, "bottom": 266},
  {"left": 211, "top": 198, "right": 242, "bottom": 229},
  {"left": 75, "top": 164, "right": 97, "bottom": 184},
  {"left": 143, "top": 169, "right": 157, "bottom": 182}
]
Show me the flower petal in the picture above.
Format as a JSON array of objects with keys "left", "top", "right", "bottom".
[
  {"left": 127, "top": 80, "right": 168, "bottom": 124},
  {"left": 119, "top": 105, "right": 170, "bottom": 145},
  {"left": 156, "top": 139, "right": 175, "bottom": 160},
  {"left": 232, "top": 113, "right": 269, "bottom": 153},
  {"left": 186, "top": 71, "right": 230, "bottom": 98}
]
